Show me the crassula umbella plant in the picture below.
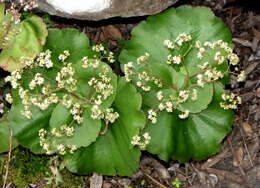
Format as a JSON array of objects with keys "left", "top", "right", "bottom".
[
  {"left": 119, "top": 6, "right": 244, "bottom": 163},
  {"left": 0, "top": 5, "right": 245, "bottom": 176}
]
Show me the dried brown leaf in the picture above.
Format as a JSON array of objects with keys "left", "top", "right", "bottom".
[
  {"left": 233, "top": 147, "right": 244, "bottom": 167},
  {"left": 102, "top": 25, "right": 123, "bottom": 40},
  {"left": 90, "top": 173, "right": 103, "bottom": 188},
  {"left": 242, "top": 122, "right": 254, "bottom": 136}
]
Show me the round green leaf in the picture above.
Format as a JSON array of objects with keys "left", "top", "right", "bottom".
[
  {"left": 144, "top": 82, "right": 234, "bottom": 162},
  {"left": 119, "top": 6, "right": 232, "bottom": 113},
  {"left": 64, "top": 78, "right": 146, "bottom": 176},
  {"left": 9, "top": 28, "right": 106, "bottom": 154},
  {"left": 0, "top": 16, "right": 48, "bottom": 71}
]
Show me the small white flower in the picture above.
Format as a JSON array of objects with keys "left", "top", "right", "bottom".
[
  {"left": 177, "top": 90, "right": 189, "bottom": 104},
  {"left": 179, "top": 110, "right": 189, "bottom": 119},
  {"left": 228, "top": 53, "right": 239, "bottom": 65},
  {"left": 148, "top": 109, "right": 157, "bottom": 124},
  {"left": 5, "top": 93, "right": 13, "bottom": 104},
  {"left": 237, "top": 71, "right": 246, "bottom": 82},
  {"left": 163, "top": 40, "right": 175, "bottom": 49},
  {"left": 156, "top": 91, "right": 163, "bottom": 101},
  {"left": 0, "top": 103, "right": 4, "bottom": 114},
  {"left": 191, "top": 89, "right": 198, "bottom": 101},
  {"left": 137, "top": 53, "right": 150, "bottom": 64},
  {"left": 158, "top": 103, "right": 165, "bottom": 111},
  {"left": 165, "top": 101, "right": 173, "bottom": 112}
]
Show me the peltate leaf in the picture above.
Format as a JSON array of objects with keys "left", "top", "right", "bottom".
[
  {"left": 64, "top": 78, "right": 146, "bottom": 176},
  {"left": 144, "top": 82, "right": 234, "bottom": 162},
  {"left": 9, "top": 28, "right": 98, "bottom": 153},
  {"left": 119, "top": 6, "right": 232, "bottom": 114},
  {"left": 0, "top": 16, "right": 48, "bottom": 71}
]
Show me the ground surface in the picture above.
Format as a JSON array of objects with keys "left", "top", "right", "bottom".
[{"left": 0, "top": 0, "right": 259, "bottom": 187}]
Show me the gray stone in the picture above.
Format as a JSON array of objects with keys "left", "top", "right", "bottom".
[{"left": 37, "top": 0, "right": 179, "bottom": 21}]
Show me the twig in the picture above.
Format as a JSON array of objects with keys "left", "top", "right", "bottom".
[
  {"left": 227, "top": 137, "right": 246, "bottom": 176},
  {"left": 2, "top": 129, "right": 13, "bottom": 188},
  {"left": 239, "top": 124, "right": 254, "bottom": 167},
  {"left": 142, "top": 169, "right": 168, "bottom": 188}
]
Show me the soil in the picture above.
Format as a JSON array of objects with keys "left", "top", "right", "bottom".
[{"left": 0, "top": 0, "right": 259, "bottom": 187}]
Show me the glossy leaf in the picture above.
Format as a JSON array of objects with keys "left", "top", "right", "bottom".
[
  {"left": 119, "top": 6, "right": 232, "bottom": 114},
  {"left": 144, "top": 82, "right": 234, "bottom": 162},
  {"left": 9, "top": 28, "right": 97, "bottom": 153},
  {"left": 64, "top": 78, "right": 146, "bottom": 176}
]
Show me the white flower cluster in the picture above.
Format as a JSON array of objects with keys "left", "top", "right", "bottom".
[
  {"left": 197, "top": 47, "right": 206, "bottom": 59},
  {"left": 19, "top": 0, "right": 38, "bottom": 11},
  {"left": 5, "top": 93, "right": 13, "bottom": 104},
  {"left": 92, "top": 44, "right": 105, "bottom": 52},
  {"left": 228, "top": 53, "right": 239, "bottom": 65},
  {"left": 237, "top": 71, "right": 246, "bottom": 82},
  {"left": 214, "top": 51, "right": 225, "bottom": 64},
  {"left": 196, "top": 67, "right": 223, "bottom": 87},
  {"left": 178, "top": 110, "right": 189, "bottom": 119},
  {"left": 70, "top": 103, "right": 83, "bottom": 124},
  {"left": 167, "top": 55, "right": 182, "bottom": 65},
  {"left": 104, "top": 108, "right": 119, "bottom": 124},
  {"left": 175, "top": 33, "right": 192, "bottom": 46},
  {"left": 91, "top": 44, "right": 115, "bottom": 64},
  {"left": 136, "top": 71, "right": 162, "bottom": 91},
  {"left": 60, "top": 125, "right": 75, "bottom": 137},
  {"left": 131, "top": 132, "right": 151, "bottom": 150},
  {"left": 159, "top": 101, "right": 174, "bottom": 112},
  {"left": 191, "top": 89, "right": 198, "bottom": 101},
  {"left": 124, "top": 62, "right": 134, "bottom": 82},
  {"left": 88, "top": 66, "right": 114, "bottom": 100},
  {"left": 220, "top": 93, "right": 242, "bottom": 110},
  {"left": 36, "top": 50, "right": 53, "bottom": 68},
  {"left": 5, "top": 70, "right": 22, "bottom": 89},
  {"left": 148, "top": 109, "right": 157, "bottom": 124},
  {"left": 0, "top": 102, "right": 4, "bottom": 114},
  {"left": 107, "top": 52, "right": 115, "bottom": 63},
  {"left": 156, "top": 91, "right": 175, "bottom": 112},
  {"left": 195, "top": 40, "right": 239, "bottom": 65},
  {"left": 137, "top": 53, "right": 150, "bottom": 64},
  {"left": 91, "top": 105, "right": 119, "bottom": 124},
  {"left": 39, "top": 125, "right": 77, "bottom": 155},
  {"left": 177, "top": 90, "right": 190, "bottom": 104},
  {"left": 56, "top": 63, "right": 77, "bottom": 92},
  {"left": 29, "top": 73, "right": 45, "bottom": 90},
  {"left": 91, "top": 105, "right": 103, "bottom": 119},
  {"left": 82, "top": 57, "right": 100, "bottom": 69},
  {"left": 163, "top": 40, "right": 175, "bottom": 49},
  {"left": 58, "top": 50, "right": 70, "bottom": 62}
]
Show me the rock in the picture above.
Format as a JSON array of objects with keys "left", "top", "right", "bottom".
[{"left": 37, "top": 0, "right": 179, "bottom": 20}]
